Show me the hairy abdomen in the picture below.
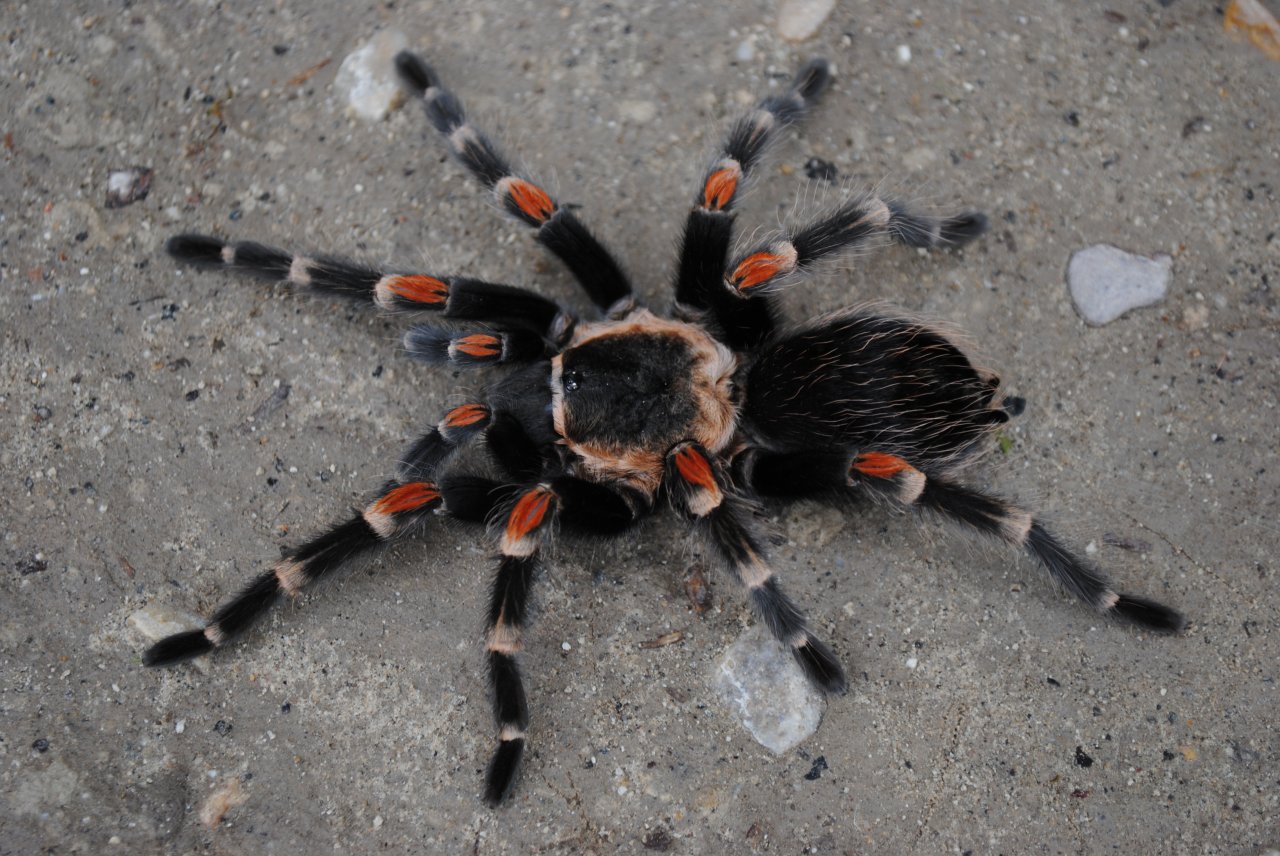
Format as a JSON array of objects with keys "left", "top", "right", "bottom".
[{"left": 742, "top": 311, "right": 1007, "bottom": 472}]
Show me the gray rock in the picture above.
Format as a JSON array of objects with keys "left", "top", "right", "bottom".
[
  {"left": 1067, "top": 244, "right": 1172, "bottom": 325},
  {"left": 713, "top": 624, "right": 825, "bottom": 754},
  {"left": 334, "top": 30, "right": 410, "bottom": 122}
]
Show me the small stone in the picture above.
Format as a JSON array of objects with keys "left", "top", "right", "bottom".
[
  {"left": 618, "top": 100, "right": 657, "bottom": 124},
  {"left": 1181, "top": 303, "right": 1210, "bottom": 331},
  {"left": 1067, "top": 244, "right": 1172, "bottom": 325},
  {"left": 105, "top": 167, "right": 153, "bottom": 209},
  {"left": 714, "top": 625, "right": 824, "bottom": 754},
  {"left": 777, "top": 0, "right": 836, "bottom": 42},
  {"left": 735, "top": 39, "right": 756, "bottom": 62},
  {"left": 334, "top": 30, "right": 410, "bottom": 122},
  {"left": 896, "top": 44, "right": 913, "bottom": 64},
  {"left": 129, "top": 604, "right": 204, "bottom": 642}
]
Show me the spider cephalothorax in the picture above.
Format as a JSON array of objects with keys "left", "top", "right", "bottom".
[{"left": 144, "top": 49, "right": 1185, "bottom": 806}]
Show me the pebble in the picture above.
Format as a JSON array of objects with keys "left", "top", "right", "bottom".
[
  {"left": 105, "top": 167, "right": 153, "bottom": 209},
  {"left": 334, "top": 30, "right": 410, "bottom": 122},
  {"left": 896, "top": 44, "right": 913, "bottom": 64},
  {"left": 777, "top": 0, "right": 835, "bottom": 42},
  {"left": 129, "top": 604, "right": 205, "bottom": 642},
  {"left": 1067, "top": 244, "right": 1172, "bottom": 325},
  {"left": 713, "top": 625, "right": 824, "bottom": 754}
]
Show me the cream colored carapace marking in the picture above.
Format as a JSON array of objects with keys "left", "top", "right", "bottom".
[
  {"left": 549, "top": 309, "right": 738, "bottom": 494},
  {"left": 203, "top": 624, "right": 226, "bottom": 646},
  {"left": 486, "top": 619, "right": 522, "bottom": 654},
  {"left": 1000, "top": 508, "right": 1034, "bottom": 546},
  {"left": 273, "top": 558, "right": 307, "bottom": 597},
  {"left": 289, "top": 255, "right": 313, "bottom": 288},
  {"left": 498, "top": 724, "right": 526, "bottom": 741},
  {"left": 221, "top": 245, "right": 236, "bottom": 264}
]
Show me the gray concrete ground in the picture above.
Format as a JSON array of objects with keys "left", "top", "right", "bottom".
[{"left": 2, "top": 1, "right": 1278, "bottom": 853}]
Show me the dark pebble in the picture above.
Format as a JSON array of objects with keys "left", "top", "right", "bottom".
[
  {"left": 281, "top": 702, "right": 291, "bottom": 713},
  {"left": 18, "top": 556, "right": 48, "bottom": 575},
  {"left": 804, "top": 755, "right": 828, "bottom": 780},
  {"left": 185, "top": 389, "right": 200, "bottom": 401},
  {"left": 229, "top": 207, "right": 242, "bottom": 221},
  {"left": 32, "top": 738, "right": 50, "bottom": 753},
  {"left": 273, "top": 44, "right": 290, "bottom": 55},
  {"left": 1075, "top": 746, "right": 1094, "bottom": 768},
  {"left": 803, "top": 157, "right": 838, "bottom": 182},
  {"left": 214, "top": 720, "right": 232, "bottom": 736},
  {"left": 1064, "top": 110, "right": 1080, "bottom": 127},
  {"left": 1046, "top": 676, "right": 1061, "bottom": 687}
]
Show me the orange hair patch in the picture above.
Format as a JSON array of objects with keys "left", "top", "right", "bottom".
[
  {"left": 387, "top": 274, "right": 449, "bottom": 305},
  {"left": 506, "top": 487, "right": 556, "bottom": 542},
  {"left": 505, "top": 178, "right": 556, "bottom": 223},
  {"left": 674, "top": 445, "right": 717, "bottom": 493},
  {"left": 702, "top": 166, "right": 740, "bottom": 211},
  {"left": 852, "top": 452, "right": 913, "bottom": 480},
  {"left": 728, "top": 252, "right": 789, "bottom": 292},
  {"left": 373, "top": 481, "right": 441, "bottom": 515},
  {"left": 453, "top": 334, "right": 501, "bottom": 359},
  {"left": 443, "top": 403, "right": 490, "bottom": 428}
]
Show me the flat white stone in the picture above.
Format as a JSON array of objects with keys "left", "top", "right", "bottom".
[
  {"left": 129, "top": 604, "right": 204, "bottom": 641},
  {"left": 777, "top": 0, "right": 835, "bottom": 42},
  {"left": 1067, "top": 244, "right": 1172, "bottom": 325},
  {"left": 335, "top": 30, "right": 410, "bottom": 122},
  {"left": 714, "top": 625, "right": 825, "bottom": 754}
]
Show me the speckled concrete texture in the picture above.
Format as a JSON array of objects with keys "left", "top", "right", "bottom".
[{"left": 2, "top": 1, "right": 1277, "bottom": 853}]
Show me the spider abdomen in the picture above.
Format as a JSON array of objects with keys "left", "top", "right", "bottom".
[{"left": 742, "top": 311, "right": 1006, "bottom": 470}]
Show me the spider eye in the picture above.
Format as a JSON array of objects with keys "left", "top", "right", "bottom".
[{"left": 562, "top": 369, "right": 581, "bottom": 393}]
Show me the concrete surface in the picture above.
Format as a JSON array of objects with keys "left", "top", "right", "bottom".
[{"left": 2, "top": 1, "right": 1278, "bottom": 853}]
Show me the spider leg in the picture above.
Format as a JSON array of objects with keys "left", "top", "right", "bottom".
[
  {"left": 395, "top": 51, "right": 632, "bottom": 314},
  {"left": 665, "top": 442, "right": 847, "bottom": 694},
  {"left": 743, "top": 449, "right": 1186, "bottom": 633},
  {"left": 480, "top": 477, "right": 646, "bottom": 805},
  {"left": 143, "top": 402, "right": 496, "bottom": 666},
  {"left": 724, "top": 195, "right": 988, "bottom": 299},
  {"left": 166, "top": 234, "right": 575, "bottom": 339},
  {"left": 674, "top": 58, "right": 832, "bottom": 347},
  {"left": 403, "top": 324, "right": 549, "bottom": 368}
]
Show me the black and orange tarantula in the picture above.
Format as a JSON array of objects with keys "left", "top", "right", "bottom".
[{"left": 144, "top": 51, "right": 1186, "bottom": 805}]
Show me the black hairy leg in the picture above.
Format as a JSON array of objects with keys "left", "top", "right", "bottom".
[
  {"left": 394, "top": 52, "right": 632, "bottom": 313},
  {"left": 142, "top": 478, "right": 443, "bottom": 667},
  {"left": 724, "top": 194, "right": 987, "bottom": 298},
  {"left": 665, "top": 442, "right": 847, "bottom": 693},
  {"left": 675, "top": 58, "right": 832, "bottom": 347},
  {"left": 165, "top": 234, "right": 574, "bottom": 341},
  {"left": 746, "top": 448, "right": 1185, "bottom": 634}
]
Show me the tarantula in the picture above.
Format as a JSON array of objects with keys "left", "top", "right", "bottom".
[{"left": 143, "top": 50, "right": 1186, "bottom": 805}]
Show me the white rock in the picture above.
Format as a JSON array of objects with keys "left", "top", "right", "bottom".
[
  {"left": 714, "top": 625, "right": 825, "bottom": 753},
  {"left": 128, "top": 604, "right": 205, "bottom": 641},
  {"left": 777, "top": 0, "right": 836, "bottom": 42},
  {"left": 1067, "top": 244, "right": 1172, "bottom": 325},
  {"left": 334, "top": 30, "right": 410, "bottom": 122},
  {"left": 896, "top": 44, "right": 912, "bottom": 64}
]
